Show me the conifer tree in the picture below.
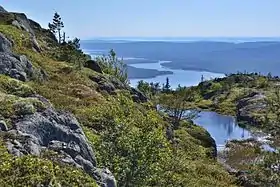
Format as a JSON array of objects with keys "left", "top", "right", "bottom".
[{"left": 48, "top": 12, "right": 64, "bottom": 44}]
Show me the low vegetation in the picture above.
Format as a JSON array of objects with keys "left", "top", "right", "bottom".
[
  {"left": 0, "top": 142, "right": 98, "bottom": 186},
  {"left": 0, "top": 10, "right": 237, "bottom": 187},
  {"left": 136, "top": 72, "right": 280, "bottom": 186},
  {"left": 3, "top": 6, "right": 280, "bottom": 187}
]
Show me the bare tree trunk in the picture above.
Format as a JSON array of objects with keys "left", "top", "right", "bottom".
[
  {"left": 58, "top": 29, "right": 61, "bottom": 44},
  {"left": 62, "top": 32, "right": 66, "bottom": 43}
]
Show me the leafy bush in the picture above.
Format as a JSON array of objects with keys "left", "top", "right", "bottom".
[
  {"left": 52, "top": 38, "right": 90, "bottom": 69},
  {"left": 95, "top": 50, "right": 128, "bottom": 84},
  {"left": 84, "top": 94, "right": 171, "bottom": 186}
]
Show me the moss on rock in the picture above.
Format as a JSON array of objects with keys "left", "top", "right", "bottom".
[{"left": 0, "top": 142, "right": 98, "bottom": 187}]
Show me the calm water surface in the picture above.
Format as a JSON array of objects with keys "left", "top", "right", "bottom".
[
  {"left": 129, "top": 61, "right": 225, "bottom": 88},
  {"left": 194, "top": 111, "right": 251, "bottom": 150}
]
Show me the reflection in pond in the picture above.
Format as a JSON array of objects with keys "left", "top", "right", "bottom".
[{"left": 193, "top": 111, "right": 251, "bottom": 149}]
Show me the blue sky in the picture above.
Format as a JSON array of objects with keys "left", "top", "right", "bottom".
[{"left": 1, "top": 0, "right": 280, "bottom": 39}]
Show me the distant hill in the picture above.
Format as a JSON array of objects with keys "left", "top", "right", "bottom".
[{"left": 81, "top": 40, "right": 280, "bottom": 76}]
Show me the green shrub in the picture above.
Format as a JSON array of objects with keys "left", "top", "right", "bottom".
[
  {"left": 0, "top": 143, "right": 97, "bottom": 187},
  {"left": 0, "top": 75, "right": 35, "bottom": 97},
  {"left": 95, "top": 50, "right": 128, "bottom": 85}
]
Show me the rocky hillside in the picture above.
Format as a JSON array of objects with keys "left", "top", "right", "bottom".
[
  {"left": 0, "top": 6, "right": 236, "bottom": 187},
  {"left": 195, "top": 73, "right": 280, "bottom": 186}
]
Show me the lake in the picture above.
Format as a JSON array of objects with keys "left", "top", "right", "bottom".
[{"left": 129, "top": 60, "right": 224, "bottom": 88}]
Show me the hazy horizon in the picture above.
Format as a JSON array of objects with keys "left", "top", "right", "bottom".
[
  {"left": 81, "top": 36, "right": 280, "bottom": 43},
  {"left": 1, "top": 0, "right": 280, "bottom": 39}
]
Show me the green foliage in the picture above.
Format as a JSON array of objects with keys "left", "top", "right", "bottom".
[
  {"left": 137, "top": 80, "right": 161, "bottom": 98},
  {"left": 0, "top": 19, "right": 237, "bottom": 187},
  {"left": 0, "top": 25, "right": 32, "bottom": 52},
  {"left": 0, "top": 92, "right": 46, "bottom": 118},
  {"left": 248, "top": 152, "right": 280, "bottom": 186},
  {"left": 84, "top": 94, "right": 171, "bottom": 186},
  {"left": 95, "top": 49, "right": 128, "bottom": 84},
  {"left": 158, "top": 86, "right": 200, "bottom": 128},
  {"left": 137, "top": 80, "right": 150, "bottom": 96},
  {"left": 82, "top": 94, "right": 235, "bottom": 187},
  {"left": 157, "top": 120, "right": 236, "bottom": 187},
  {"left": 48, "top": 12, "right": 64, "bottom": 43},
  {"left": 0, "top": 78, "right": 46, "bottom": 119},
  {"left": 0, "top": 75, "right": 35, "bottom": 97},
  {"left": 49, "top": 37, "right": 90, "bottom": 70},
  {"left": 0, "top": 143, "right": 97, "bottom": 187}
]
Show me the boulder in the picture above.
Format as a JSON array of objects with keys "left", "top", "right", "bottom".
[
  {"left": 0, "top": 120, "right": 8, "bottom": 131},
  {"left": 31, "top": 35, "right": 41, "bottom": 52},
  {"left": 89, "top": 75, "right": 117, "bottom": 94},
  {"left": 13, "top": 108, "right": 97, "bottom": 165},
  {"left": 85, "top": 60, "right": 102, "bottom": 73},
  {"left": 89, "top": 74, "right": 148, "bottom": 102},
  {"left": 0, "top": 53, "right": 33, "bottom": 81},
  {"left": 11, "top": 13, "right": 35, "bottom": 36},
  {"left": 94, "top": 168, "right": 117, "bottom": 187},
  {"left": 130, "top": 87, "right": 148, "bottom": 103},
  {"left": 0, "top": 32, "right": 13, "bottom": 53},
  {"left": 3, "top": 101, "right": 116, "bottom": 187},
  {"left": 237, "top": 91, "right": 267, "bottom": 125}
]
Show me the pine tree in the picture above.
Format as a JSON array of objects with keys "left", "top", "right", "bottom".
[
  {"left": 201, "top": 74, "right": 204, "bottom": 82},
  {"left": 163, "top": 77, "right": 171, "bottom": 93},
  {"left": 48, "top": 12, "right": 64, "bottom": 44}
]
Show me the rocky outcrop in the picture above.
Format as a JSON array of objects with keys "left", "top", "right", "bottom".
[
  {"left": 0, "top": 8, "right": 43, "bottom": 52},
  {"left": 10, "top": 13, "right": 35, "bottom": 35},
  {"left": 0, "top": 29, "right": 115, "bottom": 184},
  {"left": 130, "top": 87, "right": 148, "bottom": 103},
  {"left": 89, "top": 74, "right": 148, "bottom": 103},
  {"left": 0, "top": 29, "right": 34, "bottom": 81},
  {"left": 2, "top": 94, "right": 116, "bottom": 187},
  {"left": 85, "top": 60, "right": 103, "bottom": 73},
  {"left": 0, "top": 33, "right": 35, "bottom": 81},
  {"left": 0, "top": 5, "right": 7, "bottom": 13},
  {"left": 0, "top": 32, "right": 12, "bottom": 53},
  {"left": 0, "top": 53, "right": 34, "bottom": 81},
  {"left": 0, "top": 30, "right": 48, "bottom": 81},
  {"left": 237, "top": 91, "right": 267, "bottom": 125}
]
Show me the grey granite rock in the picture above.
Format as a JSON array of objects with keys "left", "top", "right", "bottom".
[
  {"left": 0, "top": 53, "right": 34, "bottom": 81},
  {"left": 0, "top": 32, "right": 12, "bottom": 53},
  {"left": 3, "top": 102, "right": 116, "bottom": 187},
  {"left": 0, "top": 120, "right": 8, "bottom": 131}
]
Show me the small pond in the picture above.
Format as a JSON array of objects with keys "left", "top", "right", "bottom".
[
  {"left": 193, "top": 111, "right": 251, "bottom": 150},
  {"left": 194, "top": 111, "right": 276, "bottom": 152}
]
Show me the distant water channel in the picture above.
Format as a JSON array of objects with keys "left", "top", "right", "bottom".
[{"left": 129, "top": 61, "right": 225, "bottom": 88}]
